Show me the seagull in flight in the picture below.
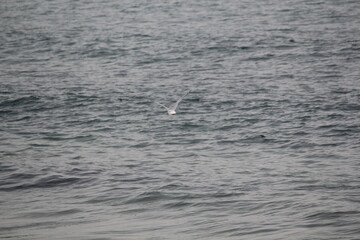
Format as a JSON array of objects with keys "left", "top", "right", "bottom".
[{"left": 152, "top": 90, "right": 191, "bottom": 115}]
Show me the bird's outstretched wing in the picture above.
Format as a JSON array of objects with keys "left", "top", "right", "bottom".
[
  {"left": 171, "top": 90, "right": 191, "bottom": 111},
  {"left": 151, "top": 100, "right": 170, "bottom": 111}
]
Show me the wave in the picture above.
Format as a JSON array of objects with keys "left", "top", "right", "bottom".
[
  {"left": 0, "top": 174, "right": 91, "bottom": 192},
  {"left": 0, "top": 96, "right": 40, "bottom": 108}
]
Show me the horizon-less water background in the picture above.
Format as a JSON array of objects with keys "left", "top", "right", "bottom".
[{"left": 1, "top": 0, "right": 360, "bottom": 239}]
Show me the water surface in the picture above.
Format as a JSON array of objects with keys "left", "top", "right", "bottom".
[{"left": 1, "top": 0, "right": 360, "bottom": 239}]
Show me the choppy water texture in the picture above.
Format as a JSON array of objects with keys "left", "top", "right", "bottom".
[{"left": 1, "top": 0, "right": 360, "bottom": 239}]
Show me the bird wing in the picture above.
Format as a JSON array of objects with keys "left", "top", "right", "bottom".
[
  {"left": 152, "top": 100, "right": 170, "bottom": 111},
  {"left": 171, "top": 90, "right": 191, "bottom": 111}
]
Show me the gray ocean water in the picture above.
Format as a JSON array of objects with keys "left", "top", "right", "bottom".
[{"left": 1, "top": 0, "right": 360, "bottom": 239}]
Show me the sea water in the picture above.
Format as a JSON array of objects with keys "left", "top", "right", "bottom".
[{"left": 1, "top": 0, "right": 360, "bottom": 239}]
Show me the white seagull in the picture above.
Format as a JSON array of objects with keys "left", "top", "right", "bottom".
[{"left": 152, "top": 90, "right": 191, "bottom": 115}]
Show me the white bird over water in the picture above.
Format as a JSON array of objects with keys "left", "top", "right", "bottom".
[{"left": 152, "top": 90, "right": 191, "bottom": 115}]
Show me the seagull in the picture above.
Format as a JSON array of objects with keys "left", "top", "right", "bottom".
[{"left": 152, "top": 90, "right": 191, "bottom": 115}]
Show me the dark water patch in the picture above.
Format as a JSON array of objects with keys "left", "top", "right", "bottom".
[
  {"left": 330, "top": 89, "right": 353, "bottom": 95},
  {"left": 125, "top": 191, "right": 170, "bottom": 204},
  {"left": 324, "top": 127, "right": 359, "bottom": 137},
  {"left": 274, "top": 44, "right": 297, "bottom": 50},
  {"left": 244, "top": 54, "right": 275, "bottom": 62},
  {"left": 66, "top": 167, "right": 103, "bottom": 177},
  {"left": 0, "top": 221, "right": 58, "bottom": 232},
  {"left": 216, "top": 138, "right": 241, "bottom": 145},
  {"left": 119, "top": 207, "right": 149, "bottom": 215},
  {"left": 158, "top": 182, "right": 189, "bottom": 191},
  {"left": 186, "top": 137, "right": 208, "bottom": 145},
  {"left": 163, "top": 200, "right": 192, "bottom": 209},
  {"left": 284, "top": 141, "right": 317, "bottom": 150},
  {"left": 317, "top": 74, "right": 343, "bottom": 79},
  {"left": 339, "top": 103, "right": 360, "bottom": 111},
  {"left": 304, "top": 153, "right": 342, "bottom": 159},
  {"left": 295, "top": 183, "right": 360, "bottom": 192},
  {"left": 6, "top": 172, "right": 40, "bottom": 180},
  {"left": 41, "top": 133, "right": 72, "bottom": 141},
  {"left": 241, "top": 135, "right": 268, "bottom": 143},
  {"left": 293, "top": 130, "right": 310, "bottom": 136},
  {"left": 162, "top": 151, "right": 201, "bottom": 159},
  {"left": 317, "top": 124, "right": 339, "bottom": 129},
  {"left": 131, "top": 141, "right": 153, "bottom": 148},
  {"left": 84, "top": 47, "right": 128, "bottom": 59},
  {"left": 317, "top": 141, "right": 345, "bottom": 148},
  {"left": 216, "top": 227, "right": 279, "bottom": 239},
  {"left": 178, "top": 122, "right": 204, "bottom": 130},
  {"left": 83, "top": 118, "right": 113, "bottom": 126},
  {"left": 304, "top": 210, "right": 360, "bottom": 225},
  {"left": 22, "top": 208, "right": 82, "bottom": 218},
  {"left": 0, "top": 96, "right": 40, "bottom": 107},
  {"left": 84, "top": 194, "right": 127, "bottom": 205},
  {"left": 10, "top": 115, "right": 32, "bottom": 122},
  {"left": 29, "top": 142, "right": 60, "bottom": 148},
  {"left": 0, "top": 163, "right": 16, "bottom": 173},
  {"left": 137, "top": 56, "right": 173, "bottom": 66},
  {"left": 1, "top": 150, "right": 19, "bottom": 157},
  {"left": 210, "top": 191, "right": 247, "bottom": 199},
  {"left": 65, "top": 92, "right": 101, "bottom": 102},
  {"left": 120, "top": 176, "right": 158, "bottom": 184},
  {"left": 214, "top": 124, "right": 242, "bottom": 131},
  {"left": 0, "top": 109, "right": 13, "bottom": 115},
  {"left": 205, "top": 44, "right": 251, "bottom": 55},
  {"left": 0, "top": 174, "right": 90, "bottom": 192}
]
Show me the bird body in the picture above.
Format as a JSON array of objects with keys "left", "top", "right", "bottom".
[{"left": 152, "top": 90, "right": 190, "bottom": 115}]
